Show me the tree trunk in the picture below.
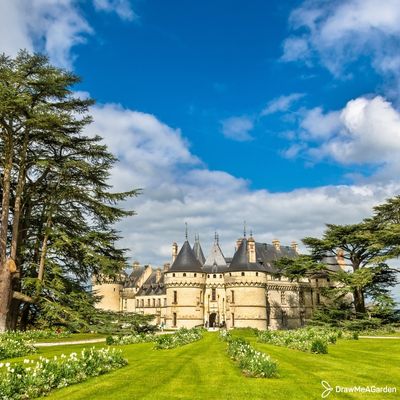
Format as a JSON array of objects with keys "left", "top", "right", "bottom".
[
  {"left": 38, "top": 215, "right": 51, "bottom": 282},
  {"left": 353, "top": 287, "right": 366, "bottom": 315},
  {"left": 0, "top": 131, "right": 14, "bottom": 332}
]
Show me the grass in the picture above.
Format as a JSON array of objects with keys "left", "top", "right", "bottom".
[{"left": 3, "top": 330, "right": 399, "bottom": 400}]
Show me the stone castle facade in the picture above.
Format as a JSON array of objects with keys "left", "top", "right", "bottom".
[{"left": 93, "top": 234, "right": 341, "bottom": 330}]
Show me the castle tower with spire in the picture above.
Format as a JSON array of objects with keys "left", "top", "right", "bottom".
[{"left": 93, "top": 229, "right": 335, "bottom": 330}]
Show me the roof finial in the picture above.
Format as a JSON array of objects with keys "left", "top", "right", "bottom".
[
  {"left": 216, "top": 232, "right": 219, "bottom": 245},
  {"left": 214, "top": 231, "right": 218, "bottom": 244},
  {"left": 250, "top": 229, "right": 253, "bottom": 238},
  {"left": 185, "top": 222, "right": 188, "bottom": 240},
  {"left": 243, "top": 220, "right": 247, "bottom": 238}
]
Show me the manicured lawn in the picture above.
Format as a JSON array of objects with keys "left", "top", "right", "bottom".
[{"left": 5, "top": 330, "right": 399, "bottom": 400}]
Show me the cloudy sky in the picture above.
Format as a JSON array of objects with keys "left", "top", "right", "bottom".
[{"left": 1, "top": 0, "right": 400, "bottom": 300}]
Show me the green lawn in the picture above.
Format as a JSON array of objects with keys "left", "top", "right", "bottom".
[{"left": 6, "top": 330, "right": 399, "bottom": 400}]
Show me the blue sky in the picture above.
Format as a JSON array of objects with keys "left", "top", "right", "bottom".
[
  {"left": 1, "top": 0, "right": 400, "bottom": 301},
  {"left": 75, "top": 0, "right": 382, "bottom": 191}
]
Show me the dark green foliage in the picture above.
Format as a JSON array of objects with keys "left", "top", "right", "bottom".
[{"left": 0, "top": 51, "right": 139, "bottom": 330}]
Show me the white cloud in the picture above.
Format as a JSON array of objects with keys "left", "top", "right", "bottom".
[
  {"left": 282, "top": 0, "right": 400, "bottom": 83},
  {"left": 93, "top": 0, "right": 136, "bottom": 21},
  {"left": 221, "top": 116, "right": 254, "bottom": 141},
  {"left": 286, "top": 96, "right": 400, "bottom": 182},
  {"left": 0, "top": 0, "right": 135, "bottom": 68},
  {"left": 319, "top": 96, "right": 400, "bottom": 166},
  {"left": 300, "top": 107, "right": 342, "bottom": 140},
  {"left": 84, "top": 103, "right": 400, "bottom": 266},
  {"left": 261, "top": 93, "right": 305, "bottom": 116}
]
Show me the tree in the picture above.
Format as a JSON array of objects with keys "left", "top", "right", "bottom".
[
  {"left": 0, "top": 51, "right": 139, "bottom": 331},
  {"left": 302, "top": 220, "right": 399, "bottom": 315}
]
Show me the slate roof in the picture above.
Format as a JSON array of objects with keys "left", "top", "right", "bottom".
[
  {"left": 228, "top": 238, "right": 298, "bottom": 273},
  {"left": 193, "top": 237, "right": 206, "bottom": 265},
  {"left": 203, "top": 241, "right": 228, "bottom": 273},
  {"left": 169, "top": 240, "right": 204, "bottom": 272},
  {"left": 136, "top": 270, "right": 166, "bottom": 296}
]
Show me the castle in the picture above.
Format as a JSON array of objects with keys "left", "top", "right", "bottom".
[{"left": 93, "top": 233, "right": 340, "bottom": 330}]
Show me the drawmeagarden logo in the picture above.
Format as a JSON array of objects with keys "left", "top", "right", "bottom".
[{"left": 321, "top": 381, "right": 397, "bottom": 398}]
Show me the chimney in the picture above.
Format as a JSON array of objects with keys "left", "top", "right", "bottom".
[
  {"left": 336, "top": 249, "right": 346, "bottom": 270},
  {"left": 156, "top": 268, "right": 162, "bottom": 283},
  {"left": 172, "top": 242, "right": 178, "bottom": 262},
  {"left": 291, "top": 241, "right": 298, "bottom": 253},
  {"left": 272, "top": 239, "right": 281, "bottom": 251},
  {"left": 247, "top": 236, "right": 256, "bottom": 263},
  {"left": 132, "top": 261, "right": 140, "bottom": 270},
  {"left": 163, "top": 263, "right": 170, "bottom": 272}
]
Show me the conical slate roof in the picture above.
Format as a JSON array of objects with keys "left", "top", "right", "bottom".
[
  {"left": 229, "top": 238, "right": 266, "bottom": 272},
  {"left": 193, "top": 236, "right": 206, "bottom": 265},
  {"left": 203, "top": 239, "right": 227, "bottom": 272},
  {"left": 169, "top": 241, "right": 203, "bottom": 272}
]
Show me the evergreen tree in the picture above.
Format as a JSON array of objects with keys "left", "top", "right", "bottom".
[{"left": 0, "top": 51, "right": 139, "bottom": 331}]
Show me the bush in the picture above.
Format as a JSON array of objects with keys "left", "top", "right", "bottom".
[
  {"left": 257, "top": 326, "right": 355, "bottom": 354},
  {"left": 0, "top": 337, "right": 36, "bottom": 360},
  {"left": 227, "top": 338, "right": 278, "bottom": 378},
  {"left": 310, "top": 339, "right": 328, "bottom": 354},
  {"left": 106, "top": 333, "right": 155, "bottom": 345},
  {"left": 154, "top": 328, "right": 203, "bottom": 350},
  {"left": 0, "top": 347, "right": 127, "bottom": 399}
]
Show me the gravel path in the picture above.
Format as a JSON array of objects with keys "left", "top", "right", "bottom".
[
  {"left": 34, "top": 338, "right": 106, "bottom": 347},
  {"left": 359, "top": 336, "right": 400, "bottom": 339}
]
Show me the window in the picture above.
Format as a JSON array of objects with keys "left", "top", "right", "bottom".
[
  {"left": 207, "top": 274, "right": 210, "bottom": 278},
  {"left": 229, "top": 273, "right": 232, "bottom": 276},
  {"left": 281, "top": 310, "right": 287, "bottom": 328},
  {"left": 183, "top": 273, "right": 186, "bottom": 277},
  {"left": 213, "top": 274, "right": 216, "bottom": 278},
  {"left": 173, "top": 290, "right": 177, "bottom": 304},
  {"left": 281, "top": 291, "right": 287, "bottom": 305},
  {"left": 219, "top": 274, "right": 222, "bottom": 278},
  {"left": 173, "top": 312, "right": 177, "bottom": 327},
  {"left": 300, "top": 310, "right": 305, "bottom": 327},
  {"left": 316, "top": 293, "right": 321, "bottom": 305},
  {"left": 141, "top": 299, "right": 144, "bottom": 307},
  {"left": 136, "top": 299, "right": 139, "bottom": 307},
  {"left": 241, "top": 272, "right": 245, "bottom": 276},
  {"left": 172, "top": 273, "right": 175, "bottom": 277},
  {"left": 158, "top": 298, "right": 161, "bottom": 307},
  {"left": 231, "top": 290, "right": 235, "bottom": 304},
  {"left": 211, "top": 288, "right": 216, "bottom": 301},
  {"left": 194, "top": 273, "right": 197, "bottom": 277},
  {"left": 231, "top": 313, "right": 235, "bottom": 327},
  {"left": 164, "top": 298, "right": 167, "bottom": 306},
  {"left": 299, "top": 290, "right": 305, "bottom": 305},
  {"left": 256, "top": 272, "right": 258, "bottom": 276},
  {"left": 152, "top": 298, "right": 156, "bottom": 307},
  {"left": 147, "top": 299, "right": 150, "bottom": 307}
]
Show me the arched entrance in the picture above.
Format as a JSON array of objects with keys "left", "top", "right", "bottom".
[{"left": 209, "top": 312, "right": 217, "bottom": 328}]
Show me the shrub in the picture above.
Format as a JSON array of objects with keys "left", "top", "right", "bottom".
[
  {"left": 257, "top": 326, "right": 355, "bottom": 354},
  {"left": 0, "top": 347, "right": 127, "bottom": 399},
  {"left": 154, "top": 328, "right": 203, "bottom": 349},
  {"left": 310, "top": 339, "right": 328, "bottom": 354},
  {"left": 0, "top": 337, "right": 36, "bottom": 360},
  {"left": 106, "top": 333, "right": 155, "bottom": 345},
  {"left": 227, "top": 338, "right": 278, "bottom": 378}
]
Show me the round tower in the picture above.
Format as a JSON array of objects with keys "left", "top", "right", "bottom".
[
  {"left": 164, "top": 240, "right": 205, "bottom": 329},
  {"left": 225, "top": 236, "right": 268, "bottom": 330},
  {"left": 92, "top": 272, "right": 126, "bottom": 312}
]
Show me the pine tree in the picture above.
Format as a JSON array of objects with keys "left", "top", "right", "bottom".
[{"left": 0, "top": 51, "right": 139, "bottom": 331}]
